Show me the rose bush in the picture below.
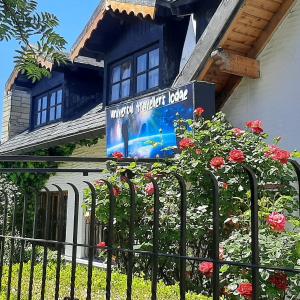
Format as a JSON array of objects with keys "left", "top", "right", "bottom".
[{"left": 84, "top": 111, "right": 300, "bottom": 299}]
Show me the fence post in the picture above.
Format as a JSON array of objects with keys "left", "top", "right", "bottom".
[
  {"left": 208, "top": 172, "right": 220, "bottom": 300},
  {"left": 0, "top": 191, "right": 9, "bottom": 292},
  {"left": 150, "top": 177, "right": 160, "bottom": 300},
  {"left": 83, "top": 181, "right": 96, "bottom": 300},
  {"left": 6, "top": 191, "right": 18, "bottom": 300},
  {"left": 105, "top": 180, "right": 116, "bottom": 300},
  {"left": 244, "top": 166, "right": 260, "bottom": 300},
  {"left": 67, "top": 183, "right": 80, "bottom": 300},
  {"left": 172, "top": 173, "right": 187, "bottom": 300}
]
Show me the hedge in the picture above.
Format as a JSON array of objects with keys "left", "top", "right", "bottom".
[{"left": 0, "top": 262, "right": 210, "bottom": 299}]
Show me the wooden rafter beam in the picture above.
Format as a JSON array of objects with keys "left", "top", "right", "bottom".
[
  {"left": 211, "top": 48, "right": 260, "bottom": 79},
  {"left": 247, "top": 0, "right": 296, "bottom": 58}
]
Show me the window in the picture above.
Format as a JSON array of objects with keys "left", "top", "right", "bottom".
[
  {"left": 109, "top": 46, "right": 160, "bottom": 103},
  {"left": 136, "top": 48, "right": 159, "bottom": 93},
  {"left": 37, "top": 191, "right": 67, "bottom": 246},
  {"left": 34, "top": 88, "right": 63, "bottom": 127},
  {"left": 111, "top": 61, "right": 132, "bottom": 102}
]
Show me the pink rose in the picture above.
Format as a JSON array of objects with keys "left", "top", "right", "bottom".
[
  {"left": 95, "top": 180, "right": 104, "bottom": 186},
  {"left": 179, "top": 138, "right": 195, "bottom": 150},
  {"left": 145, "top": 183, "right": 155, "bottom": 196},
  {"left": 246, "top": 120, "right": 263, "bottom": 134},
  {"left": 198, "top": 262, "right": 214, "bottom": 278},
  {"left": 195, "top": 149, "right": 202, "bottom": 155},
  {"left": 210, "top": 157, "right": 225, "bottom": 170},
  {"left": 265, "top": 146, "right": 290, "bottom": 164},
  {"left": 97, "top": 241, "right": 107, "bottom": 249},
  {"left": 237, "top": 283, "right": 253, "bottom": 299},
  {"left": 267, "top": 212, "right": 287, "bottom": 232},
  {"left": 229, "top": 149, "right": 245, "bottom": 163},
  {"left": 233, "top": 128, "right": 245, "bottom": 137},
  {"left": 113, "top": 187, "right": 121, "bottom": 197}
]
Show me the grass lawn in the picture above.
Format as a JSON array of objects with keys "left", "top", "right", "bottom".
[{"left": 0, "top": 262, "right": 210, "bottom": 299}]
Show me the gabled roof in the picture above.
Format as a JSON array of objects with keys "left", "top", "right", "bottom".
[
  {"left": 0, "top": 104, "right": 105, "bottom": 154},
  {"left": 5, "top": 55, "right": 103, "bottom": 93},
  {"left": 70, "top": 0, "right": 157, "bottom": 60},
  {"left": 174, "top": 0, "right": 296, "bottom": 108}
]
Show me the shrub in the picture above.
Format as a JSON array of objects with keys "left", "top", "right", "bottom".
[{"left": 84, "top": 111, "right": 300, "bottom": 298}]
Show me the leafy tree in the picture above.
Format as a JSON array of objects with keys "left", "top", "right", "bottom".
[{"left": 0, "top": 0, "right": 67, "bottom": 81}]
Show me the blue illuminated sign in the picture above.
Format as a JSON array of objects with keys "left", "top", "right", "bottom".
[{"left": 106, "top": 82, "right": 215, "bottom": 158}]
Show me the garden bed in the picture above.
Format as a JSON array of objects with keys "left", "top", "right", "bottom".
[{"left": 1, "top": 262, "right": 210, "bottom": 300}]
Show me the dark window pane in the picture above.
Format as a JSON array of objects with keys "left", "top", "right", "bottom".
[
  {"left": 149, "top": 49, "right": 159, "bottom": 69},
  {"left": 56, "top": 105, "right": 62, "bottom": 119},
  {"left": 122, "top": 62, "right": 131, "bottom": 79},
  {"left": 57, "top": 90, "right": 62, "bottom": 104},
  {"left": 112, "top": 66, "right": 121, "bottom": 83},
  {"left": 148, "top": 68, "right": 159, "bottom": 89},
  {"left": 41, "top": 110, "right": 47, "bottom": 124},
  {"left": 137, "top": 74, "right": 147, "bottom": 93},
  {"left": 112, "top": 83, "right": 120, "bottom": 101},
  {"left": 50, "top": 92, "right": 56, "bottom": 106},
  {"left": 137, "top": 54, "right": 147, "bottom": 74},
  {"left": 121, "top": 79, "right": 131, "bottom": 98},
  {"left": 42, "top": 96, "right": 48, "bottom": 109},
  {"left": 37, "top": 98, "right": 42, "bottom": 111},
  {"left": 50, "top": 107, "right": 56, "bottom": 121}
]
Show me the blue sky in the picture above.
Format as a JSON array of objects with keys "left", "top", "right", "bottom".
[{"left": 0, "top": 0, "right": 100, "bottom": 135}]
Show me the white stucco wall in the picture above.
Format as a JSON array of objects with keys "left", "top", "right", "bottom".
[
  {"left": 223, "top": 1, "right": 300, "bottom": 152},
  {"left": 45, "top": 139, "right": 106, "bottom": 259}
]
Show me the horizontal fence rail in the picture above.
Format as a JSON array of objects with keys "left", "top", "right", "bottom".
[{"left": 0, "top": 156, "right": 299, "bottom": 300}]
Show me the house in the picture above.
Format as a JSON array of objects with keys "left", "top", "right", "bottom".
[
  {"left": 0, "top": 0, "right": 297, "bottom": 260},
  {"left": 0, "top": 0, "right": 220, "bottom": 260},
  {"left": 174, "top": 0, "right": 298, "bottom": 151}
]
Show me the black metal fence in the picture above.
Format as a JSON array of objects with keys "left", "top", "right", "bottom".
[{"left": 0, "top": 155, "right": 299, "bottom": 300}]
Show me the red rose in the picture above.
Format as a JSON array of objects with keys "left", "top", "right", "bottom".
[
  {"left": 97, "top": 241, "right": 107, "bottom": 249},
  {"left": 198, "top": 262, "right": 214, "bottom": 278},
  {"left": 265, "top": 146, "right": 290, "bottom": 164},
  {"left": 269, "top": 273, "right": 288, "bottom": 291},
  {"left": 179, "top": 138, "right": 195, "bottom": 150},
  {"left": 112, "top": 152, "right": 124, "bottom": 160},
  {"left": 233, "top": 128, "right": 245, "bottom": 137},
  {"left": 237, "top": 283, "right": 253, "bottom": 299},
  {"left": 229, "top": 149, "right": 245, "bottom": 163},
  {"left": 267, "top": 212, "right": 287, "bottom": 232},
  {"left": 194, "top": 107, "right": 205, "bottom": 118},
  {"left": 246, "top": 120, "right": 263, "bottom": 134},
  {"left": 145, "top": 182, "right": 155, "bottom": 196},
  {"left": 265, "top": 145, "right": 279, "bottom": 158},
  {"left": 113, "top": 187, "right": 121, "bottom": 197},
  {"left": 273, "top": 149, "right": 290, "bottom": 164},
  {"left": 210, "top": 157, "right": 225, "bottom": 170}
]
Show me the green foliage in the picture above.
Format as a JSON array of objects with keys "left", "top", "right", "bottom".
[
  {"left": 0, "top": 0, "right": 67, "bottom": 82},
  {"left": 0, "top": 262, "right": 210, "bottom": 299},
  {"left": 84, "top": 112, "right": 300, "bottom": 299},
  {"left": 0, "top": 138, "right": 99, "bottom": 239}
]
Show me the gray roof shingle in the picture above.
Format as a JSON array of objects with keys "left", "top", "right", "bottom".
[{"left": 0, "top": 104, "right": 105, "bottom": 154}]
